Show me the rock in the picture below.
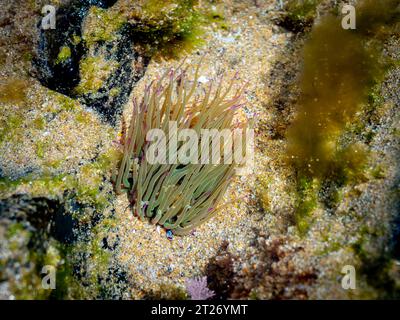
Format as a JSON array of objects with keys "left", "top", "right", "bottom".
[
  {"left": 33, "top": 0, "right": 149, "bottom": 124},
  {"left": 0, "top": 195, "right": 67, "bottom": 299}
]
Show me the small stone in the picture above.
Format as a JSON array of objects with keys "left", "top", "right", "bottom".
[{"left": 166, "top": 230, "right": 173, "bottom": 240}]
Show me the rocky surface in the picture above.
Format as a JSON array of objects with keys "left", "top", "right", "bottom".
[{"left": 0, "top": 0, "right": 399, "bottom": 299}]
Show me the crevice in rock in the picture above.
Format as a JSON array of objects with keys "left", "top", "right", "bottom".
[{"left": 33, "top": 0, "right": 149, "bottom": 124}]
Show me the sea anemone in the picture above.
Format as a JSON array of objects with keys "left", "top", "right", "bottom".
[{"left": 113, "top": 61, "right": 247, "bottom": 235}]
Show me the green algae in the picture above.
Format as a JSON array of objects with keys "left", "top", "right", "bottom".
[
  {"left": 10, "top": 239, "right": 85, "bottom": 300},
  {"left": 284, "top": 0, "right": 400, "bottom": 235},
  {"left": 53, "top": 215, "right": 118, "bottom": 299},
  {"left": 203, "top": 0, "right": 227, "bottom": 27},
  {"left": 75, "top": 56, "right": 119, "bottom": 95},
  {"left": 71, "top": 34, "right": 81, "bottom": 46},
  {"left": 6, "top": 222, "right": 25, "bottom": 239},
  {"left": 294, "top": 176, "right": 319, "bottom": 236},
  {"left": 51, "top": 241, "right": 114, "bottom": 299},
  {"left": 82, "top": 6, "right": 127, "bottom": 46},
  {"left": 50, "top": 246, "right": 88, "bottom": 299},
  {"left": 281, "top": 0, "right": 322, "bottom": 32},
  {"left": 33, "top": 116, "right": 46, "bottom": 130},
  {"left": 0, "top": 114, "right": 24, "bottom": 144},
  {"left": 255, "top": 174, "right": 272, "bottom": 213},
  {"left": 131, "top": 0, "right": 206, "bottom": 58},
  {"left": 287, "top": 0, "right": 396, "bottom": 230},
  {"left": 369, "top": 164, "right": 387, "bottom": 180},
  {"left": 0, "top": 79, "right": 29, "bottom": 104},
  {"left": 287, "top": 0, "right": 399, "bottom": 181},
  {"left": 127, "top": 0, "right": 228, "bottom": 58},
  {"left": 353, "top": 231, "right": 400, "bottom": 299},
  {"left": 1, "top": 146, "right": 123, "bottom": 299},
  {"left": 55, "top": 46, "right": 72, "bottom": 65},
  {"left": 74, "top": 110, "right": 92, "bottom": 124},
  {"left": 36, "top": 141, "right": 46, "bottom": 159},
  {"left": 4, "top": 223, "right": 85, "bottom": 300},
  {"left": 55, "top": 94, "right": 79, "bottom": 112},
  {"left": 287, "top": 18, "right": 383, "bottom": 180},
  {"left": 0, "top": 83, "right": 30, "bottom": 144},
  {"left": 6, "top": 228, "right": 62, "bottom": 300},
  {"left": 0, "top": 147, "right": 121, "bottom": 209},
  {"left": 109, "top": 87, "right": 121, "bottom": 98},
  {"left": 148, "top": 283, "right": 188, "bottom": 300},
  {"left": 80, "top": 0, "right": 224, "bottom": 59},
  {"left": 22, "top": 52, "right": 33, "bottom": 63}
]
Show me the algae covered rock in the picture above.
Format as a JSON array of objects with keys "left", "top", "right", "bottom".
[
  {"left": 33, "top": 0, "right": 212, "bottom": 123},
  {"left": 0, "top": 195, "right": 66, "bottom": 299}
]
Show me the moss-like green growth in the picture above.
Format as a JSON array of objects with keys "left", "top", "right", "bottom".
[
  {"left": 294, "top": 176, "right": 319, "bottom": 236},
  {"left": 75, "top": 56, "right": 119, "bottom": 95},
  {"left": 36, "top": 141, "right": 46, "bottom": 159},
  {"left": 74, "top": 110, "right": 91, "bottom": 124},
  {"left": 131, "top": 0, "right": 206, "bottom": 58},
  {"left": 5, "top": 224, "right": 63, "bottom": 300},
  {"left": 353, "top": 226, "right": 400, "bottom": 299},
  {"left": 147, "top": 283, "right": 188, "bottom": 300},
  {"left": 55, "top": 46, "right": 72, "bottom": 65},
  {"left": 369, "top": 164, "right": 387, "bottom": 180},
  {"left": 0, "top": 147, "right": 121, "bottom": 209},
  {"left": 22, "top": 51, "right": 33, "bottom": 63},
  {"left": 330, "top": 144, "right": 369, "bottom": 186},
  {"left": 50, "top": 246, "right": 89, "bottom": 299},
  {"left": 55, "top": 94, "right": 79, "bottom": 112},
  {"left": 0, "top": 79, "right": 29, "bottom": 104},
  {"left": 287, "top": 0, "right": 398, "bottom": 183},
  {"left": 255, "top": 174, "right": 272, "bottom": 213},
  {"left": 53, "top": 212, "right": 121, "bottom": 299},
  {"left": 0, "top": 80, "right": 30, "bottom": 144},
  {"left": 82, "top": 6, "right": 127, "bottom": 46},
  {"left": 109, "top": 87, "right": 121, "bottom": 97},
  {"left": 80, "top": 0, "right": 225, "bottom": 59},
  {"left": 71, "top": 34, "right": 81, "bottom": 46},
  {"left": 3, "top": 199, "right": 122, "bottom": 300},
  {"left": 33, "top": 116, "right": 46, "bottom": 130},
  {"left": 6, "top": 222, "right": 25, "bottom": 239},
  {"left": 280, "top": 0, "right": 322, "bottom": 32},
  {"left": 0, "top": 113, "right": 24, "bottom": 144},
  {"left": 3, "top": 214, "right": 100, "bottom": 300},
  {"left": 292, "top": 143, "right": 369, "bottom": 233},
  {"left": 196, "top": 0, "right": 229, "bottom": 31}
]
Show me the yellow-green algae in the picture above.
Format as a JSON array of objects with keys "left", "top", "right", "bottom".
[
  {"left": 5, "top": 220, "right": 113, "bottom": 299},
  {"left": 0, "top": 82, "right": 118, "bottom": 204},
  {"left": 71, "top": 34, "right": 81, "bottom": 46},
  {"left": 82, "top": 6, "right": 126, "bottom": 46},
  {"left": 4, "top": 224, "right": 62, "bottom": 300},
  {"left": 286, "top": 0, "right": 399, "bottom": 234},
  {"left": 54, "top": 93, "right": 80, "bottom": 112},
  {"left": 0, "top": 78, "right": 29, "bottom": 104},
  {"left": 0, "top": 86, "right": 95, "bottom": 170},
  {"left": 55, "top": 46, "right": 72, "bottom": 64},
  {"left": 294, "top": 176, "right": 319, "bottom": 236},
  {"left": 0, "top": 79, "right": 30, "bottom": 144},
  {"left": 129, "top": 0, "right": 205, "bottom": 57},
  {"left": 80, "top": 0, "right": 227, "bottom": 59},
  {"left": 54, "top": 223, "right": 113, "bottom": 299},
  {"left": 74, "top": 56, "right": 119, "bottom": 95},
  {"left": 0, "top": 85, "right": 81, "bottom": 147},
  {"left": 281, "top": 0, "right": 322, "bottom": 32},
  {"left": 0, "top": 147, "right": 121, "bottom": 210}
]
